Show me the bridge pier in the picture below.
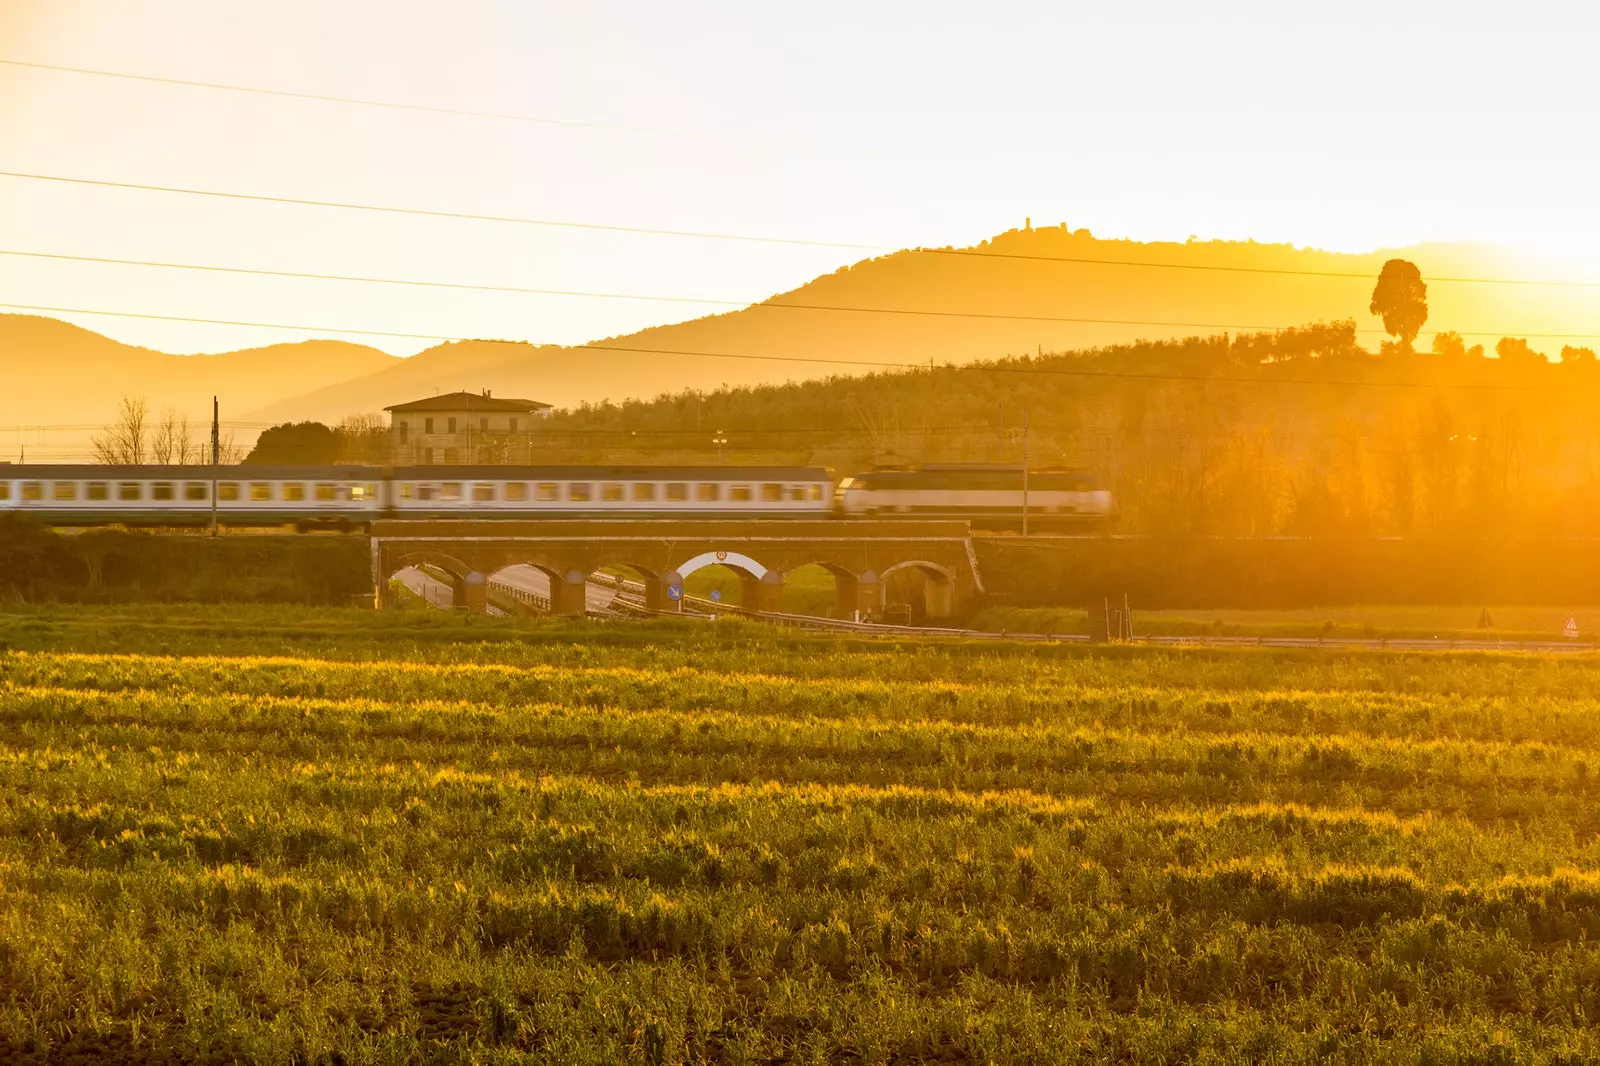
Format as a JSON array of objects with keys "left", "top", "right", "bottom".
[
  {"left": 462, "top": 571, "right": 489, "bottom": 614},
  {"left": 740, "top": 571, "right": 784, "bottom": 613},
  {"left": 643, "top": 574, "right": 670, "bottom": 612},
  {"left": 832, "top": 570, "right": 883, "bottom": 619},
  {"left": 551, "top": 570, "right": 588, "bottom": 616}
]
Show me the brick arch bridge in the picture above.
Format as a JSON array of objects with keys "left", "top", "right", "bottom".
[{"left": 371, "top": 519, "right": 983, "bottom": 618}]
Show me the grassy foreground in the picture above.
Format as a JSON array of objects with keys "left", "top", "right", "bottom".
[{"left": 2, "top": 607, "right": 1600, "bottom": 1063}]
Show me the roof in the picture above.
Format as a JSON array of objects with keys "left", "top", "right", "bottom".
[{"left": 384, "top": 391, "right": 551, "bottom": 414}]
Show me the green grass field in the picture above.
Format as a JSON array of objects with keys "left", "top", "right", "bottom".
[{"left": 2, "top": 605, "right": 1599, "bottom": 1063}]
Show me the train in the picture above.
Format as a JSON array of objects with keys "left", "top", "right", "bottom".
[{"left": 0, "top": 462, "right": 1112, "bottom": 529}]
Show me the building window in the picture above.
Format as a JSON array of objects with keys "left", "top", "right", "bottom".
[
  {"left": 601, "top": 483, "right": 625, "bottom": 502},
  {"left": 666, "top": 482, "right": 689, "bottom": 502},
  {"left": 633, "top": 483, "right": 657, "bottom": 501},
  {"left": 86, "top": 482, "right": 109, "bottom": 501},
  {"left": 398, "top": 420, "right": 409, "bottom": 444},
  {"left": 508, "top": 417, "right": 518, "bottom": 433},
  {"left": 53, "top": 482, "right": 78, "bottom": 501},
  {"left": 567, "top": 482, "right": 592, "bottom": 502},
  {"left": 443, "top": 448, "right": 460, "bottom": 464},
  {"left": 440, "top": 482, "right": 463, "bottom": 501},
  {"left": 425, "top": 417, "right": 435, "bottom": 434},
  {"left": 315, "top": 483, "right": 337, "bottom": 501},
  {"left": 425, "top": 447, "right": 436, "bottom": 464},
  {"left": 534, "top": 482, "right": 559, "bottom": 501},
  {"left": 118, "top": 482, "right": 142, "bottom": 501},
  {"left": 219, "top": 482, "right": 240, "bottom": 501},
  {"left": 697, "top": 483, "right": 721, "bottom": 502},
  {"left": 185, "top": 482, "right": 209, "bottom": 501},
  {"left": 479, "top": 417, "right": 488, "bottom": 431},
  {"left": 447, "top": 417, "right": 457, "bottom": 434},
  {"left": 250, "top": 482, "right": 272, "bottom": 501},
  {"left": 730, "top": 485, "right": 753, "bottom": 502},
  {"left": 472, "top": 483, "right": 496, "bottom": 502},
  {"left": 22, "top": 481, "right": 43, "bottom": 501}
]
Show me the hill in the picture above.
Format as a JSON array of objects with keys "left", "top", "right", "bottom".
[
  {"left": 248, "top": 228, "right": 1600, "bottom": 422},
  {"left": 0, "top": 316, "right": 397, "bottom": 458}
]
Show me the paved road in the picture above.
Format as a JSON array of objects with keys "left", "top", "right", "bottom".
[{"left": 490, "top": 564, "right": 621, "bottom": 614}]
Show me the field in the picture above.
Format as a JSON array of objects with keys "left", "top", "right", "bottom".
[{"left": 2, "top": 606, "right": 1599, "bottom": 1063}]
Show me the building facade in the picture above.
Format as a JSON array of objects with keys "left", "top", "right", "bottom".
[{"left": 385, "top": 391, "right": 552, "bottom": 465}]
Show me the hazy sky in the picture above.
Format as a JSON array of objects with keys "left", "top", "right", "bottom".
[{"left": 2, "top": 0, "right": 1598, "bottom": 355}]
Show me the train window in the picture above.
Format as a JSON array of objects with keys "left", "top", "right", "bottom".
[
  {"left": 534, "top": 483, "right": 559, "bottom": 501},
  {"left": 86, "top": 482, "right": 108, "bottom": 501},
  {"left": 788, "top": 485, "right": 808, "bottom": 501},
  {"left": 152, "top": 482, "right": 175, "bottom": 501},
  {"left": 601, "top": 483, "right": 625, "bottom": 502},
  {"left": 53, "top": 482, "right": 78, "bottom": 501},
  {"left": 761, "top": 483, "right": 783, "bottom": 502},
  {"left": 0, "top": 482, "right": 9, "bottom": 501},
  {"left": 568, "top": 482, "right": 592, "bottom": 502},
  {"left": 315, "top": 483, "right": 337, "bottom": 502},
  {"left": 666, "top": 482, "right": 688, "bottom": 502},
  {"left": 349, "top": 484, "right": 372, "bottom": 501},
  {"left": 218, "top": 482, "right": 239, "bottom": 501},
  {"left": 505, "top": 483, "right": 528, "bottom": 502},
  {"left": 415, "top": 485, "right": 434, "bottom": 502},
  {"left": 22, "top": 481, "right": 43, "bottom": 501},
  {"left": 118, "top": 482, "right": 142, "bottom": 501},
  {"left": 249, "top": 483, "right": 272, "bottom": 501},
  {"left": 809, "top": 484, "right": 824, "bottom": 501},
  {"left": 730, "top": 485, "right": 753, "bottom": 502},
  {"left": 398, "top": 483, "right": 413, "bottom": 500},
  {"left": 697, "top": 483, "right": 721, "bottom": 502},
  {"left": 440, "top": 482, "right": 462, "bottom": 501},
  {"left": 184, "top": 483, "right": 208, "bottom": 501},
  {"left": 633, "top": 483, "right": 656, "bottom": 502},
  {"left": 472, "top": 483, "right": 496, "bottom": 502},
  {"left": 281, "top": 483, "right": 305, "bottom": 502}
]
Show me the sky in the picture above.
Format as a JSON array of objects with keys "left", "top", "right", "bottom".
[{"left": 2, "top": 0, "right": 1600, "bottom": 356}]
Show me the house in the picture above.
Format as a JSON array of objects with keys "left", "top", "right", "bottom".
[{"left": 385, "top": 390, "right": 552, "bottom": 465}]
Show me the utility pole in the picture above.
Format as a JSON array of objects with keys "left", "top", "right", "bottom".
[
  {"left": 210, "top": 396, "right": 220, "bottom": 536},
  {"left": 1021, "top": 407, "right": 1030, "bottom": 537}
]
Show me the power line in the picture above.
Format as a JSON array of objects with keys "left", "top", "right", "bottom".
[
  {"left": 0, "top": 57, "right": 686, "bottom": 136},
  {"left": 13, "top": 294, "right": 1600, "bottom": 355},
  {"left": 0, "top": 171, "right": 879, "bottom": 251},
  {"left": 8, "top": 247, "right": 1600, "bottom": 339},
  {"left": 6, "top": 168, "right": 1600, "bottom": 289}
]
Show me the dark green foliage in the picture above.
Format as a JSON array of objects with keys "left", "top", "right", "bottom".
[{"left": 243, "top": 420, "right": 341, "bottom": 465}]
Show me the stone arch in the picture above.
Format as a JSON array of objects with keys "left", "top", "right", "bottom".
[
  {"left": 486, "top": 561, "right": 567, "bottom": 614},
  {"left": 675, "top": 550, "right": 768, "bottom": 579},
  {"left": 383, "top": 549, "right": 475, "bottom": 610},
  {"left": 782, "top": 560, "right": 867, "bottom": 619},
  {"left": 879, "top": 559, "right": 957, "bottom": 620},
  {"left": 585, "top": 559, "right": 665, "bottom": 613}
]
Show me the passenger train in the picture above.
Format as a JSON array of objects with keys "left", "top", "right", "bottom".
[{"left": 0, "top": 463, "right": 1112, "bottom": 529}]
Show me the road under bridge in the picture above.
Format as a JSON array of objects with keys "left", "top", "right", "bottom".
[{"left": 370, "top": 519, "right": 983, "bottom": 618}]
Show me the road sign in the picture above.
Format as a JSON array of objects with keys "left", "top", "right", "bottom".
[
  {"left": 1566, "top": 615, "right": 1579, "bottom": 639},
  {"left": 666, "top": 585, "right": 682, "bottom": 601},
  {"left": 709, "top": 588, "right": 722, "bottom": 602}
]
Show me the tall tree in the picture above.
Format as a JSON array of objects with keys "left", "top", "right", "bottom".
[
  {"left": 1369, "top": 259, "right": 1428, "bottom": 350},
  {"left": 91, "top": 396, "right": 149, "bottom": 464}
]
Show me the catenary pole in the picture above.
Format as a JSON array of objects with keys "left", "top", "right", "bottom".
[
  {"left": 1021, "top": 407, "right": 1030, "bottom": 536},
  {"left": 210, "top": 396, "right": 219, "bottom": 536}
]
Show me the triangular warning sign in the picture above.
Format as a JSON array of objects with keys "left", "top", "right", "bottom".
[
  {"left": 1479, "top": 609, "right": 1494, "bottom": 629},
  {"left": 1565, "top": 616, "right": 1580, "bottom": 639}
]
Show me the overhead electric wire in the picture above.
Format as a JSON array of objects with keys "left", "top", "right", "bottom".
[
  {"left": 2, "top": 299, "right": 1596, "bottom": 392},
  {"left": 8, "top": 247, "right": 1600, "bottom": 339},
  {"left": 0, "top": 57, "right": 684, "bottom": 135},
  {"left": 6, "top": 168, "right": 1600, "bottom": 289}
]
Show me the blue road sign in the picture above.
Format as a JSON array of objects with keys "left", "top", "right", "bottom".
[
  {"left": 709, "top": 588, "right": 722, "bottom": 602},
  {"left": 666, "top": 585, "right": 683, "bottom": 601}
]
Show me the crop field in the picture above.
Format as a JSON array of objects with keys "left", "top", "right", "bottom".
[{"left": 1, "top": 606, "right": 1599, "bottom": 1063}]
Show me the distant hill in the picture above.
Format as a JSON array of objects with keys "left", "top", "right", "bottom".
[
  {"left": 0, "top": 315, "right": 397, "bottom": 457},
  {"left": 248, "top": 228, "right": 1600, "bottom": 423}
]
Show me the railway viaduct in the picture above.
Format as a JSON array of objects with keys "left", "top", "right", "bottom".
[{"left": 370, "top": 519, "right": 983, "bottom": 618}]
